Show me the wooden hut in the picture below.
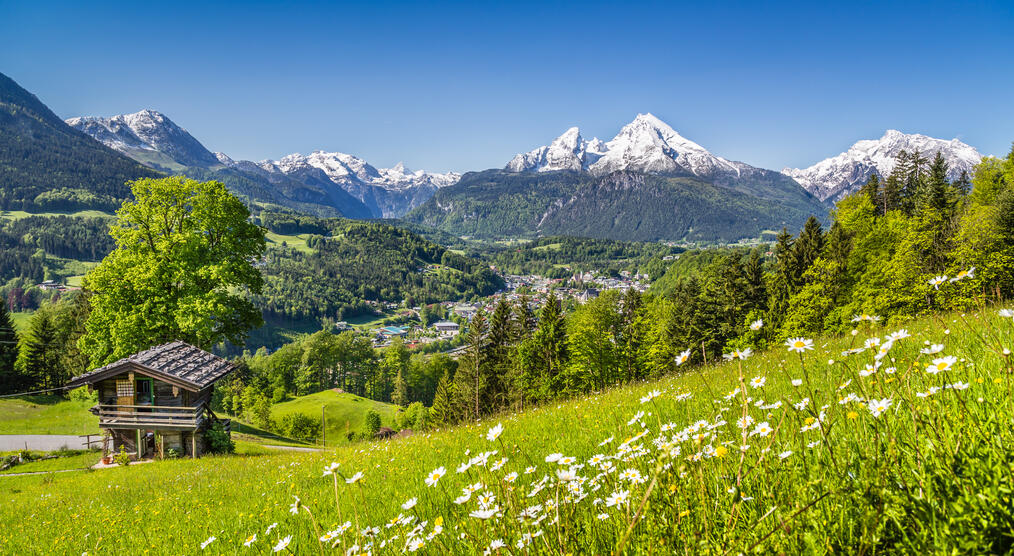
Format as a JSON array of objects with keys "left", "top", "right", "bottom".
[{"left": 66, "top": 341, "right": 234, "bottom": 460}]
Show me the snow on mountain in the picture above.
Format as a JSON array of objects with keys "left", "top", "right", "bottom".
[
  {"left": 66, "top": 109, "right": 219, "bottom": 168},
  {"left": 505, "top": 113, "right": 760, "bottom": 183},
  {"left": 506, "top": 127, "right": 606, "bottom": 172},
  {"left": 782, "top": 130, "right": 982, "bottom": 202},
  {"left": 70, "top": 109, "right": 461, "bottom": 218}
]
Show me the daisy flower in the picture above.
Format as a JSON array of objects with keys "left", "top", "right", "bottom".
[
  {"left": 675, "top": 349, "right": 691, "bottom": 366},
  {"left": 273, "top": 536, "right": 291, "bottom": 553},
  {"left": 750, "top": 422, "right": 773, "bottom": 437},
  {"left": 425, "top": 466, "right": 446, "bottom": 487},
  {"left": 605, "top": 490, "right": 630, "bottom": 507},
  {"left": 749, "top": 376, "right": 766, "bottom": 389},
  {"left": 243, "top": 534, "right": 257, "bottom": 547},
  {"left": 469, "top": 507, "right": 499, "bottom": 519},
  {"left": 926, "top": 356, "right": 957, "bottom": 374},
  {"left": 950, "top": 267, "right": 975, "bottom": 282},
  {"left": 345, "top": 471, "right": 364, "bottom": 484},
  {"left": 486, "top": 422, "right": 503, "bottom": 442},
  {"left": 201, "top": 536, "right": 216, "bottom": 550},
  {"left": 785, "top": 337, "right": 814, "bottom": 353},
  {"left": 928, "top": 275, "right": 948, "bottom": 289},
  {"left": 750, "top": 319, "right": 764, "bottom": 331},
  {"left": 920, "top": 344, "right": 945, "bottom": 355},
  {"left": 867, "top": 398, "right": 892, "bottom": 417},
  {"left": 402, "top": 498, "right": 417, "bottom": 510}
]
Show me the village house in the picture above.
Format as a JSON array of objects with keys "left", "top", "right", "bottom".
[
  {"left": 66, "top": 341, "right": 234, "bottom": 460},
  {"left": 432, "top": 320, "right": 460, "bottom": 335}
]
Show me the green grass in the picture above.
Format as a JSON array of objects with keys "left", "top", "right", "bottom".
[
  {"left": 0, "top": 450, "right": 100, "bottom": 475},
  {"left": 0, "top": 395, "right": 100, "bottom": 435},
  {"left": 2, "top": 308, "right": 1013, "bottom": 553},
  {"left": 9, "top": 310, "right": 33, "bottom": 333},
  {"left": 271, "top": 390, "right": 403, "bottom": 445},
  {"left": 0, "top": 209, "right": 114, "bottom": 221},
  {"left": 265, "top": 231, "right": 314, "bottom": 254}
]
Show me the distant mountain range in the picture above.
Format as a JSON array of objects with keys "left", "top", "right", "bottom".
[
  {"left": 0, "top": 70, "right": 987, "bottom": 241},
  {"left": 783, "top": 130, "right": 982, "bottom": 202},
  {"left": 67, "top": 109, "right": 458, "bottom": 218}
]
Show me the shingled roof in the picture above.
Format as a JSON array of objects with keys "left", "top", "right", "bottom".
[{"left": 68, "top": 341, "right": 235, "bottom": 391}]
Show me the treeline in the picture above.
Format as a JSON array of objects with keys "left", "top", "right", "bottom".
[
  {"left": 253, "top": 212, "right": 504, "bottom": 321},
  {"left": 428, "top": 146, "right": 1014, "bottom": 423},
  {"left": 485, "top": 236, "right": 678, "bottom": 280},
  {"left": 0, "top": 215, "right": 114, "bottom": 283},
  {"left": 213, "top": 332, "right": 458, "bottom": 436},
  {"left": 0, "top": 291, "right": 89, "bottom": 394}
]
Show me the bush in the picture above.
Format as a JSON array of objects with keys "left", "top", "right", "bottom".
[
  {"left": 67, "top": 387, "right": 97, "bottom": 403},
  {"left": 113, "top": 446, "right": 131, "bottom": 466},
  {"left": 363, "top": 410, "right": 381, "bottom": 436},
  {"left": 205, "top": 422, "right": 235, "bottom": 455},
  {"left": 277, "top": 413, "right": 321, "bottom": 441}
]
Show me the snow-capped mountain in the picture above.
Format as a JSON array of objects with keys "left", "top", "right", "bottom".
[
  {"left": 783, "top": 130, "right": 982, "bottom": 202},
  {"left": 249, "top": 151, "right": 460, "bottom": 217},
  {"left": 69, "top": 109, "right": 460, "bottom": 218},
  {"left": 505, "top": 113, "right": 792, "bottom": 189},
  {"left": 66, "top": 109, "right": 219, "bottom": 169}
]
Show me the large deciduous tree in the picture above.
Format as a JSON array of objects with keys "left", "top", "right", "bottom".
[{"left": 80, "top": 177, "right": 265, "bottom": 366}]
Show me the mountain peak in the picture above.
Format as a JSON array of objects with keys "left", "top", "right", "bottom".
[
  {"left": 66, "top": 109, "right": 219, "bottom": 168},
  {"left": 783, "top": 130, "right": 982, "bottom": 201}
]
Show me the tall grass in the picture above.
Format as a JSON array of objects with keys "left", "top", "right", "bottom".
[{"left": 2, "top": 302, "right": 1013, "bottom": 554}]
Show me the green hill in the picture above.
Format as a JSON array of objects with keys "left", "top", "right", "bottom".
[
  {"left": 2, "top": 307, "right": 1011, "bottom": 553},
  {"left": 0, "top": 72, "right": 158, "bottom": 212},
  {"left": 271, "top": 390, "right": 403, "bottom": 444},
  {"left": 405, "top": 169, "right": 829, "bottom": 243}
]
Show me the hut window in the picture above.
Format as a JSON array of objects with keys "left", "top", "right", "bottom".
[{"left": 116, "top": 380, "right": 133, "bottom": 397}]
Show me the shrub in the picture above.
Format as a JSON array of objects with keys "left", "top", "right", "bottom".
[
  {"left": 277, "top": 413, "right": 321, "bottom": 441},
  {"left": 205, "top": 422, "right": 235, "bottom": 455},
  {"left": 363, "top": 409, "right": 381, "bottom": 436},
  {"left": 113, "top": 446, "right": 131, "bottom": 466}
]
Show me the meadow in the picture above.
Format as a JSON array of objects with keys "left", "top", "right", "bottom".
[{"left": 2, "top": 301, "right": 1013, "bottom": 554}]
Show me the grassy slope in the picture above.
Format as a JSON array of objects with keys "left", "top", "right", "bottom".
[
  {"left": 271, "top": 390, "right": 403, "bottom": 445},
  {"left": 0, "top": 395, "right": 100, "bottom": 435},
  {"left": 1, "top": 308, "right": 1011, "bottom": 554},
  {"left": 0, "top": 450, "right": 100, "bottom": 474}
]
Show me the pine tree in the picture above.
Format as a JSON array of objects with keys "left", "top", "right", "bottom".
[
  {"left": 794, "top": 216, "right": 825, "bottom": 279},
  {"left": 17, "top": 310, "right": 61, "bottom": 390},
  {"left": 882, "top": 173, "right": 902, "bottom": 213},
  {"left": 391, "top": 368, "right": 408, "bottom": 407},
  {"left": 511, "top": 293, "right": 536, "bottom": 343},
  {"left": 859, "top": 174, "right": 882, "bottom": 215},
  {"left": 453, "top": 310, "right": 488, "bottom": 420},
  {"left": 923, "top": 151, "right": 951, "bottom": 213},
  {"left": 766, "top": 228, "right": 797, "bottom": 331},
  {"left": 953, "top": 170, "right": 972, "bottom": 197},
  {"left": 0, "top": 302, "right": 21, "bottom": 394},
  {"left": 530, "top": 293, "right": 568, "bottom": 399},
  {"left": 484, "top": 297, "right": 513, "bottom": 408},
  {"left": 429, "top": 370, "right": 454, "bottom": 425},
  {"left": 742, "top": 249, "right": 768, "bottom": 314}
]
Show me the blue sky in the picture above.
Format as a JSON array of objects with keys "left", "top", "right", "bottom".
[{"left": 2, "top": 1, "right": 1012, "bottom": 172}]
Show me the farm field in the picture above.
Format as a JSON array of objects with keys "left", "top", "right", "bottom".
[{"left": 2, "top": 307, "right": 1012, "bottom": 553}]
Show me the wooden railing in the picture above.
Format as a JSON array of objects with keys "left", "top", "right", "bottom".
[{"left": 96, "top": 404, "right": 205, "bottom": 429}]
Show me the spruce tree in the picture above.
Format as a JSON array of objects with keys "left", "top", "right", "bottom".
[
  {"left": 453, "top": 310, "right": 488, "bottom": 420},
  {"left": 430, "top": 370, "right": 454, "bottom": 425},
  {"left": 794, "top": 216, "right": 825, "bottom": 278},
  {"left": 391, "top": 368, "right": 408, "bottom": 407},
  {"left": 923, "top": 151, "right": 951, "bottom": 213},
  {"left": 18, "top": 310, "right": 61, "bottom": 390},
  {"left": 742, "top": 249, "right": 768, "bottom": 314},
  {"left": 859, "top": 174, "right": 882, "bottom": 215},
  {"left": 530, "top": 293, "right": 568, "bottom": 399},
  {"left": 511, "top": 294, "right": 536, "bottom": 343},
  {"left": 0, "top": 302, "right": 21, "bottom": 394},
  {"left": 485, "top": 297, "right": 513, "bottom": 408}
]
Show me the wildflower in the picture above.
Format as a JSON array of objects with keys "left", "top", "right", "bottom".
[
  {"left": 921, "top": 344, "right": 945, "bottom": 355},
  {"left": 485, "top": 539, "right": 506, "bottom": 554},
  {"left": 750, "top": 376, "right": 766, "bottom": 389},
  {"left": 950, "top": 267, "right": 975, "bottom": 282},
  {"left": 887, "top": 329, "right": 911, "bottom": 341},
  {"left": 322, "top": 462, "right": 340, "bottom": 477},
  {"left": 999, "top": 309, "right": 1014, "bottom": 318},
  {"left": 737, "top": 415, "right": 755, "bottom": 429},
  {"left": 859, "top": 364, "right": 877, "bottom": 377},
  {"left": 598, "top": 435, "right": 614, "bottom": 447},
  {"left": 927, "top": 356, "right": 957, "bottom": 374},
  {"left": 620, "top": 469, "right": 644, "bottom": 483},
  {"left": 486, "top": 422, "right": 504, "bottom": 442},
  {"left": 557, "top": 456, "right": 576, "bottom": 465},
  {"left": 750, "top": 422, "right": 773, "bottom": 437},
  {"left": 949, "top": 381, "right": 970, "bottom": 390},
  {"left": 605, "top": 490, "right": 630, "bottom": 507},
  {"left": 928, "top": 275, "right": 948, "bottom": 289},
  {"left": 201, "top": 536, "right": 216, "bottom": 550},
  {"left": 793, "top": 398, "right": 809, "bottom": 410},
  {"left": 504, "top": 471, "right": 518, "bottom": 483},
  {"left": 273, "top": 536, "right": 291, "bottom": 553},
  {"left": 847, "top": 411, "right": 858, "bottom": 420},
  {"left": 525, "top": 466, "right": 537, "bottom": 474},
  {"left": 243, "top": 534, "right": 257, "bottom": 547},
  {"left": 714, "top": 445, "right": 729, "bottom": 458},
  {"left": 407, "top": 538, "right": 426, "bottom": 552},
  {"left": 626, "top": 412, "right": 644, "bottom": 426},
  {"left": 785, "top": 337, "right": 814, "bottom": 353},
  {"left": 807, "top": 440, "right": 821, "bottom": 448},
  {"left": 477, "top": 491, "right": 497, "bottom": 509},
  {"left": 596, "top": 513, "right": 610, "bottom": 520},
  {"left": 345, "top": 471, "right": 364, "bottom": 484},
  {"left": 779, "top": 450, "right": 793, "bottom": 460},
  {"left": 289, "top": 495, "right": 301, "bottom": 515},
  {"left": 545, "top": 453, "right": 563, "bottom": 463},
  {"left": 265, "top": 523, "right": 278, "bottom": 535},
  {"left": 402, "top": 497, "right": 417, "bottom": 510},
  {"left": 469, "top": 507, "right": 499, "bottom": 519},
  {"left": 750, "top": 319, "right": 764, "bottom": 331},
  {"left": 867, "top": 398, "right": 892, "bottom": 417},
  {"left": 723, "top": 348, "right": 753, "bottom": 361},
  {"left": 791, "top": 379, "right": 803, "bottom": 387},
  {"left": 675, "top": 349, "right": 691, "bottom": 366},
  {"left": 640, "top": 389, "right": 661, "bottom": 404},
  {"left": 425, "top": 466, "right": 446, "bottom": 487},
  {"left": 864, "top": 337, "right": 881, "bottom": 350}
]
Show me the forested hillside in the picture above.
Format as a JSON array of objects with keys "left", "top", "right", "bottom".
[
  {"left": 0, "top": 72, "right": 158, "bottom": 211},
  {"left": 253, "top": 210, "right": 503, "bottom": 323},
  {"left": 486, "top": 236, "right": 679, "bottom": 279},
  {"left": 406, "top": 169, "right": 827, "bottom": 242}
]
